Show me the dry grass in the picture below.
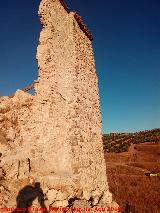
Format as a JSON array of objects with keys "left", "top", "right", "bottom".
[{"left": 105, "top": 142, "right": 160, "bottom": 213}]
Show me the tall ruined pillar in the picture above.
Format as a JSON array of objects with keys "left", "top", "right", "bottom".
[
  {"left": 0, "top": 0, "right": 118, "bottom": 210},
  {"left": 30, "top": 0, "right": 118, "bottom": 209}
]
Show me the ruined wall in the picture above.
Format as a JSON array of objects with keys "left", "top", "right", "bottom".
[
  {"left": 0, "top": 0, "right": 119, "bottom": 210},
  {"left": 29, "top": 0, "right": 114, "bottom": 206},
  {"left": 69, "top": 14, "right": 112, "bottom": 204},
  {"left": 0, "top": 90, "right": 33, "bottom": 207}
]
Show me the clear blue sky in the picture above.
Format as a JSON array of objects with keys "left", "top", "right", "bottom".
[{"left": 0, "top": 0, "right": 159, "bottom": 133}]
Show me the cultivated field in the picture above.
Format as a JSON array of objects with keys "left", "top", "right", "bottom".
[{"left": 105, "top": 142, "right": 160, "bottom": 213}]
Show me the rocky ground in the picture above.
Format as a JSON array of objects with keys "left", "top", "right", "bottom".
[{"left": 106, "top": 142, "right": 160, "bottom": 213}]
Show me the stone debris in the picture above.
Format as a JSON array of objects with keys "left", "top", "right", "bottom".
[{"left": 0, "top": 0, "right": 119, "bottom": 211}]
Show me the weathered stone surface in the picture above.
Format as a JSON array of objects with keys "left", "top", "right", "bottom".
[{"left": 0, "top": 0, "right": 119, "bottom": 211}]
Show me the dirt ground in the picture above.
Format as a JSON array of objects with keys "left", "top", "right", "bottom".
[{"left": 105, "top": 142, "right": 160, "bottom": 213}]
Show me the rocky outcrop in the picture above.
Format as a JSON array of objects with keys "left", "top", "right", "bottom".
[{"left": 0, "top": 0, "right": 119, "bottom": 211}]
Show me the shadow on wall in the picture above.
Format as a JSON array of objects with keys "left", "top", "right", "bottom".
[
  {"left": 122, "top": 201, "right": 131, "bottom": 213},
  {"left": 12, "top": 182, "right": 48, "bottom": 213}
]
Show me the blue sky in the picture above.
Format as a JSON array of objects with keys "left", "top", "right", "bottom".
[{"left": 0, "top": 0, "right": 159, "bottom": 133}]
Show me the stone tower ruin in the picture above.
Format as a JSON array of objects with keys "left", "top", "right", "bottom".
[{"left": 0, "top": 0, "right": 118, "bottom": 210}]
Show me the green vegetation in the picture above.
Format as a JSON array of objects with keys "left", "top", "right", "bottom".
[{"left": 103, "top": 128, "right": 160, "bottom": 153}]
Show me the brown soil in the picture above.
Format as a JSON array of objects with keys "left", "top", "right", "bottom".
[{"left": 105, "top": 142, "right": 160, "bottom": 213}]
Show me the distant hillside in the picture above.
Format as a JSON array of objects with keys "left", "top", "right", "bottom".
[{"left": 103, "top": 128, "right": 160, "bottom": 153}]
